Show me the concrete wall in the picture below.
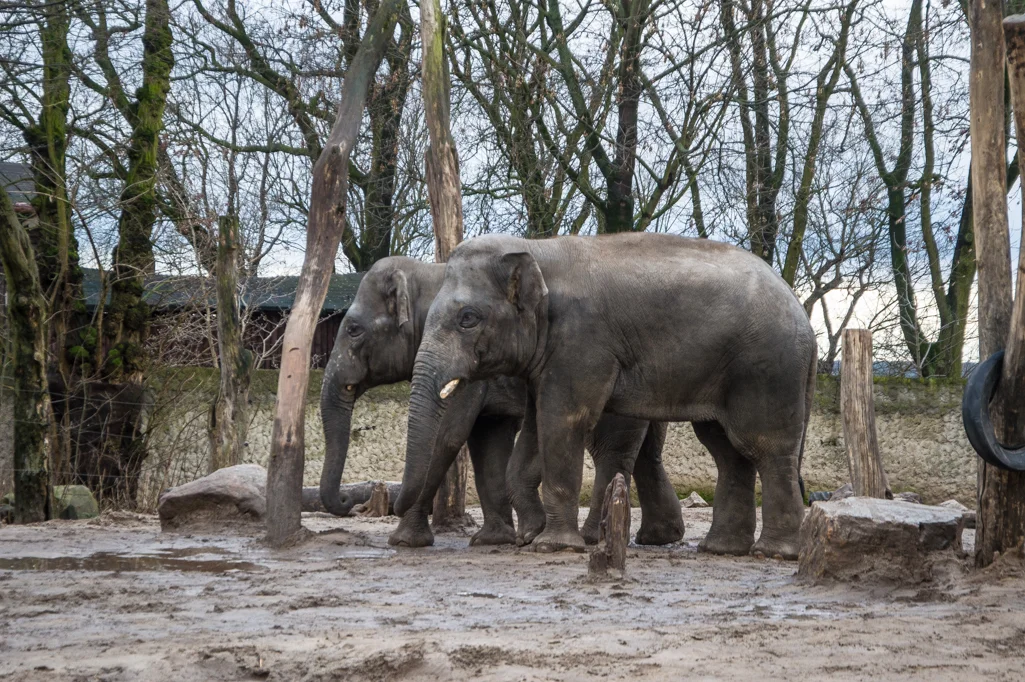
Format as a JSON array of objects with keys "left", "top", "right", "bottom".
[{"left": 0, "top": 369, "right": 978, "bottom": 508}]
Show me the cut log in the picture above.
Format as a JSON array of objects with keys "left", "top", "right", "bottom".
[
  {"left": 360, "top": 482, "right": 390, "bottom": 517},
  {"left": 841, "top": 329, "right": 891, "bottom": 499},
  {"left": 588, "top": 473, "right": 631, "bottom": 579}
]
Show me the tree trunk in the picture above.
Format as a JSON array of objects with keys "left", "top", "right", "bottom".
[
  {"left": 973, "top": 0, "right": 1024, "bottom": 568},
  {"left": 421, "top": 0, "right": 469, "bottom": 528},
  {"left": 0, "top": 183, "right": 52, "bottom": 523},
  {"left": 209, "top": 215, "right": 253, "bottom": 473},
  {"left": 841, "top": 329, "right": 891, "bottom": 499},
  {"left": 265, "top": 0, "right": 403, "bottom": 547}
]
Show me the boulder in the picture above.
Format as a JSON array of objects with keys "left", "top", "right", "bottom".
[
  {"left": 798, "top": 497, "right": 965, "bottom": 584},
  {"left": 52, "top": 485, "right": 100, "bottom": 519},
  {"left": 158, "top": 464, "right": 267, "bottom": 531},
  {"left": 681, "top": 491, "right": 709, "bottom": 508},
  {"left": 938, "top": 499, "right": 976, "bottom": 529}
]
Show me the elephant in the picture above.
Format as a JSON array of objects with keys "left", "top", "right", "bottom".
[
  {"left": 401, "top": 233, "right": 817, "bottom": 559},
  {"left": 319, "top": 256, "right": 684, "bottom": 548}
]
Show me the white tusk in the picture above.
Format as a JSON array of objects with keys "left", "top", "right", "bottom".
[
  {"left": 346, "top": 385, "right": 355, "bottom": 392},
  {"left": 439, "top": 379, "right": 460, "bottom": 399}
]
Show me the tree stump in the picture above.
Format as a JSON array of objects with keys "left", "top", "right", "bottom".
[
  {"left": 588, "top": 473, "right": 631, "bottom": 580},
  {"left": 841, "top": 329, "right": 891, "bottom": 499},
  {"left": 360, "top": 481, "right": 390, "bottom": 517}
]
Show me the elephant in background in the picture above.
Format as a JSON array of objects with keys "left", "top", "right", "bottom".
[
  {"left": 320, "top": 256, "right": 684, "bottom": 548},
  {"left": 401, "top": 234, "right": 816, "bottom": 559}
]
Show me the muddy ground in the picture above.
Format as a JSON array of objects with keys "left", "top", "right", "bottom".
[{"left": 1, "top": 507, "right": 1023, "bottom": 681}]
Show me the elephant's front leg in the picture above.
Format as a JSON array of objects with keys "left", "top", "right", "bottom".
[
  {"left": 531, "top": 398, "right": 603, "bottom": 553},
  {"left": 467, "top": 416, "right": 518, "bottom": 546}
]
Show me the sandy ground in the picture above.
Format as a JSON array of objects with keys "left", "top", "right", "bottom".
[{"left": 1, "top": 507, "right": 1023, "bottom": 681}]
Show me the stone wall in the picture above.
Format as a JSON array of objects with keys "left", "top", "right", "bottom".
[{"left": 0, "top": 369, "right": 979, "bottom": 508}]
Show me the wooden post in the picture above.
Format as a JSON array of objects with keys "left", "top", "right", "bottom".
[
  {"left": 264, "top": 0, "right": 403, "bottom": 547},
  {"left": 972, "top": 6, "right": 1025, "bottom": 567},
  {"left": 421, "top": 0, "right": 469, "bottom": 529},
  {"left": 841, "top": 329, "right": 891, "bottom": 499},
  {"left": 588, "top": 473, "right": 631, "bottom": 579}
]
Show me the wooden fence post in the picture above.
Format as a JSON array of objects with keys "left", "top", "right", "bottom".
[
  {"left": 588, "top": 473, "right": 631, "bottom": 579},
  {"left": 841, "top": 329, "right": 891, "bottom": 498}
]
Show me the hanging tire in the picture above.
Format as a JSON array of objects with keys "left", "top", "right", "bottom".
[{"left": 962, "top": 350, "right": 1025, "bottom": 472}]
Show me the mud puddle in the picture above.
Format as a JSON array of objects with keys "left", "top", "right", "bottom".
[{"left": 0, "top": 546, "right": 266, "bottom": 573}]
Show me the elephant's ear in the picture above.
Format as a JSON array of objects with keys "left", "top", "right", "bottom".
[
  {"left": 390, "top": 269, "right": 412, "bottom": 330},
  {"left": 501, "top": 252, "right": 548, "bottom": 312}
]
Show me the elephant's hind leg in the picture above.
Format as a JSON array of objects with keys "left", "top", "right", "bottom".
[
  {"left": 632, "top": 422, "right": 685, "bottom": 545},
  {"left": 467, "top": 416, "right": 518, "bottom": 546},
  {"left": 693, "top": 420, "right": 756, "bottom": 556}
]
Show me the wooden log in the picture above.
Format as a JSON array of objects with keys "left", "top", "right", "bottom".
[
  {"left": 841, "top": 329, "right": 891, "bottom": 499},
  {"left": 264, "top": 0, "right": 403, "bottom": 547},
  {"left": 300, "top": 482, "right": 401, "bottom": 514},
  {"left": 588, "top": 473, "right": 631, "bottom": 579},
  {"left": 421, "top": 0, "right": 469, "bottom": 528},
  {"left": 972, "top": 10, "right": 1025, "bottom": 567}
]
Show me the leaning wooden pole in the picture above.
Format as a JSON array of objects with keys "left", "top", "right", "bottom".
[
  {"left": 265, "top": 0, "right": 403, "bottom": 547},
  {"left": 421, "top": 0, "right": 469, "bottom": 528},
  {"left": 972, "top": 2, "right": 1025, "bottom": 567},
  {"left": 840, "top": 329, "right": 890, "bottom": 499}
]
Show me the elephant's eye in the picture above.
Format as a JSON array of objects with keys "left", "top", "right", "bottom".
[
  {"left": 346, "top": 324, "right": 364, "bottom": 338},
  {"left": 458, "top": 307, "right": 482, "bottom": 329}
]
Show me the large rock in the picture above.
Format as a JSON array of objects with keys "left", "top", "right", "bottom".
[
  {"left": 681, "top": 491, "right": 709, "bottom": 508},
  {"left": 798, "top": 497, "right": 965, "bottom": 584},
  {"left": 52, "top": 485, "right": 100, "bottom": 519},
  {"left": 158, "top": 464, "right": 267, "bottom": 531}
]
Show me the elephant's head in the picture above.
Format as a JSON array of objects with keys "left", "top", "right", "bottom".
[
  {"left": 418, "top": 239, "right": 548, "bottom": 400},
  {"left": 320, "top": 257, "right": 429, "bottom": 516}
]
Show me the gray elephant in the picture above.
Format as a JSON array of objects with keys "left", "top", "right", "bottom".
[
  {"left": 399, "top": 234, "right": 816, "bottom": 559},
  {"left": 319, "top": 256, "right": 684, "bottom": 547}
]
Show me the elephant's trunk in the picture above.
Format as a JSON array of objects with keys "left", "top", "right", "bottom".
[
  {"left": 320, "top": 379, "right": 357, "bottom": 516},
  {"left": 394, "top": 348, "right": 451, "bottom": 517}
]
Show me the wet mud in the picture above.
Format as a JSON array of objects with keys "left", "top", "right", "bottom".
[{"left": 0, "top": 508, "right": 1023, "bottom": 680}]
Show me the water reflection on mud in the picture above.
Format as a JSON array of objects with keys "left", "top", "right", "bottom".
[{"left": 0, "top": 547, "right": 266, "bottom": 573}]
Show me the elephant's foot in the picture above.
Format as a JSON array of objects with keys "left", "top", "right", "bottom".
[
  {"left": 388, "top": 512, "right": 435, "bottom": 548},
  {"left": 529, "top": 528, "right": 586, "bottom": 553},
  {"left": 515, "top": 511, "right": 546, "bottom": 547},
  {"left": 635, "top": 519, "right": 685, "bottom": 546},
  {"left": 750, "top": 534, "right": 799, "bottom": 561},
  {"left": 470, "top": 519, "right": 517, "bottom": 546},
  {"left": 698, "top": 530, "right": 754, "bottom": 556},
  {"left": 581, "top": 517, "right": 601, "bottom": 545}
]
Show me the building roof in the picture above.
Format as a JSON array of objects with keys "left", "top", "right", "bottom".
[
  {"left": 0, "top": 161, "right": 34, "bottom": 206},
  {"left": 81, "top": 268, "right": 364, "bottom": 314}
]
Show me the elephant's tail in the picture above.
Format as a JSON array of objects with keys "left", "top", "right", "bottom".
[{"left": 797, "top": 342, "right": 817, "bottom": 500}]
